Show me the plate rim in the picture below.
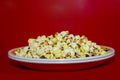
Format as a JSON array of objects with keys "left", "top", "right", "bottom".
[{"left": 8, "top": 46, "right": 115, "bottom": 64}]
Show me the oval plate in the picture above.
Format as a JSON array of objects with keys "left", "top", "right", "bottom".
[{"left": 8, "top": 46, "right": 115, "bottom": 71}]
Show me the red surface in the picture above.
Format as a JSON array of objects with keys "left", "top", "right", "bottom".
[{"left": 0, "top": 0, "right": 120, "bottom": 79}]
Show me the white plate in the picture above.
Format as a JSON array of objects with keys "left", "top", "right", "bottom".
[{"left": 8, "top": 46, "right": 115, "bottom": 71}]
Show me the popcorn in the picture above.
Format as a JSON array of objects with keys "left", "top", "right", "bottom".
[
  {"left": 100, "top": 51, "right": 107, "bottom": 55},
  {"left": 41, "top": 35, "right": 46, "bottom": 41},
  {"left": 14, "top": 30, "right": 108, "bottom": 59},
  {"left": 63, "top": 48, "right": 75, "bottom": 58},
  {"left": 26, "top": 52, "right": 32, "bottom": 58},
  {"left": 48, "top": 35, "right": 53, "bottom": 39},
  {"left": 62, "top": 42, "right": 68, "bottom": 49},
  {"left": 75, "top": 35, "right": 81, "bottom": 40},
  {"left": 44, "top": 54, "right": 52, "bottom": 59},
  {"left": 60, "top": 31, "right": 69, "bottom": 37},
  {"left": 80, "top": 47, "right": 85, "bottom": 53},
  {"left": 28, "top": 39, "right": 35, "bottom": 44},
  {"left": 68, "top": 34, "right": 74, "bottom": 38},
  {"left": 66, "top": 39, "right": 71, "bottom": 43},
  {"left": 53, "top": 49, "right": 62, "bottom": 58},
  {"left": 69, "top": 42, "right": 77, "bottom": 48},
  {"left": 51, "top": 38, "right": 57, "bottom": 44},
  {"left": 32, "top": 54, "right": 39, "bottom": 58}
]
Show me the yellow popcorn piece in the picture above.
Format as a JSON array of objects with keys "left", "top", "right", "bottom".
[
  {"left": 37, "top": 52, "right": 42, "bottom": 56},
  {"left": 27, "top": 53, "right": 32, "bottom": 58},
  {"left": 23, "top": 47, "right": 28, "bottom": 52},
  {"left": 100, "top": 51, "right": 107, "bottom": 55},
  {"left": 83, "top": 45, "right": 89, "bottom": 52},
  {"left": 63, "top": 48, "right": 75, "bottom": 58},
  {"left": 89, "top": 47, "right": 94, "bottom": 52},
  {"left": 39, "top": 45, "right": 43, "bottom": 48},
  {"left": 28, "top": 39, "right": 35, "bottom": 43},
  {"left": 56, "top": 35, "right": 62, "bottom": 41},
  {"left": 75, "top": 39, "right": 80, "bottom": 44},
  {"left": 44, "top": 54, "right": 51, "bottom": 59},
  {"left": 86, "top": 41, "right": 92, "bottom": 46},
  {"left": 80, "top": 47, "right": 85, "bottom": 53},
  {"left": 53, "top": 49, "right": 62, "bottom": 58},
  {"left": 62, "top": 42, "right": 68, "bottom": 49},
  {"left": 15, "top": 52, "right": 20, "bottom": 56},
  {"left": 94, "top": 49, "right": 99, "bottom": 54},
  {"left": 70, "top": 42, "right": 77, "bottom": 48},
  {"left": 41, "top": 35, "right": 46, "bottom": 41},
  {"left": 60, "top": 31, "right": 69, "bottom": 37},
  {"left": 48, "top": 35, "right": 53, "bottom": 39},
  {"left": 75, "top": 35, "right": 81, "bottom": 40},
  {"left": 32, "top": 54, "right": 39, "bottom": 58},
  {"left": 66, "top": 39, "right": 71, "bottom": 43},
  {"left": 74, "top": 48, "right": 81, "bottom": 54},
  {"left": 80, "top": 53, "right": 86, "bottom": 58},
  {"left": 37, "top": 49, "right": 43, "bottom": 56},
  {"left": 51, "top": 38, "right": 57, "bottom": 43}
]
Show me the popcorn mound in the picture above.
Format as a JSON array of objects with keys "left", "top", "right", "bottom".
[{"left": 14, "top": 31, "right": 108, "bottom": 59}]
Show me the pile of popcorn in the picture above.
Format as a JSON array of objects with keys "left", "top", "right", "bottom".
[{"left": 14, "top": 31, "right": 108, "bottom": 59}]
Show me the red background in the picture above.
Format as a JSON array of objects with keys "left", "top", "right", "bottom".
[{"left": 0, "top": 0, "right": 120, "bottom": 79}]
